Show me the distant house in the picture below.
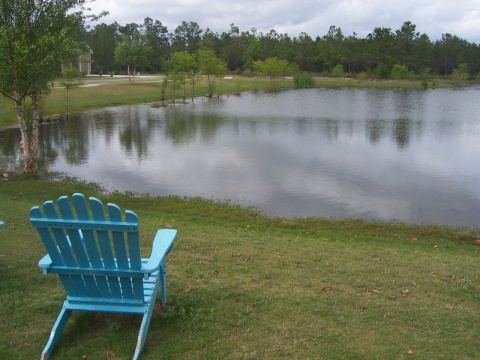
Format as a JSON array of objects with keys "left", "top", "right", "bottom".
[{"left": 61, "top": 46, "right": 93, "bottom": 75}]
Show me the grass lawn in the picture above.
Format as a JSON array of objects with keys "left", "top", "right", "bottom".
[{"left": 0, "top": 176, "right": 479, "bottom": 359}]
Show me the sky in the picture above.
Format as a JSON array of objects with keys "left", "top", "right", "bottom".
[{"left": 86, "top": 0, "right": 480, "bottom": 43}]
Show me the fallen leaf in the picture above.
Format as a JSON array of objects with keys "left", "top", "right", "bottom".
[
  {"left": 401, "top": 289, "right": 410, "bottom": 297},
  {"left": 434, "top": 245, "right": 438, "bottom": 249},
  {"left": 446, "top": 305, "right": 453, "bottom": 311},
  {"left": 372, "top": 289, "right": 382, "bottom": 294},
  {"left": 82, "top": 356, "right": 88, "bottom": 360},
  {"left": 474, "top": 240, "right": 480, "bottom": 245},
  {"left": 321, "top": 286, "right": 333, "bottom": 292},
  {"left": 165, "top": 224, "right": 172, "bottom": 228},
  {"left": 181, "top": 285, "right": 192, "bottom": 294},
  {"left": 411, "top": 280, "right": 417, "bottom": 286},
  {"left": 408, "top": 237, "right": 417, "bottom": 242},
  {"left": 408, "top": 349, "right": 414, "bottom": 355}
]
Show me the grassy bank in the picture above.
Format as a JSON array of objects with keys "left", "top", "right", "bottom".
[
  {"left": 0, "top": 176, "right": 479, "bottom": 359},
  {"left": 0, "top": 75, "right": 454, "bottom": 128}
]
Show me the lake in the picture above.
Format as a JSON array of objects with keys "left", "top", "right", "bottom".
[{"left": 1, "top": 87, "right": 480, "bottom": 226}]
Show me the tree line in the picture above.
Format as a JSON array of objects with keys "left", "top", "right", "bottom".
[{"left": 86, "top": 19, "right": 480, "bottom": 78}]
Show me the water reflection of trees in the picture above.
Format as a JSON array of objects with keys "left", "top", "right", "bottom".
[
  {"left": 58, "top": 114, "right": 90, "bottom": 165},
  {"left": 164, "top": 106, "right": 226, "bottom": 145},
  {"left": 365, "top": 118, "right": 387, "bottom": 144},
  {"left": 0, "top": 89, "right": 472, "bottom": 173},
  {"left": 392, "top": 118, "right": 411, "bottom": 149},
  {"left": 119, "top": 107, "right": 152, "bottom": 157},
  {"left": 0, "top": 128, "right": 23, "bottom": 170}
]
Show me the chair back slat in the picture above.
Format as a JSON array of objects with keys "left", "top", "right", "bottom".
[
  {"left": 108, "top": 203, "right": 130, "bottom": 268},
  {"left": 89, "top": 197, "right": 123, "bottom": 298},
  {"left": 106, "top": 203, "right": 135, "bottom": 299},
  {"left": 126, "top": 210, "right": 141, "bottom": 269},
  {"left": 125, "top": 210, "right": 144, "bottom": 300}
]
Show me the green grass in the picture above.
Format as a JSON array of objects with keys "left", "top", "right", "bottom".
[{"left": 0, "top": 176, "right": 479, "bottom": 359}]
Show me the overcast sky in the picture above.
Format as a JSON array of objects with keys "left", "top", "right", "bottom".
[{"left": 87, "top": 0, "right": 480, "bottom": 43}]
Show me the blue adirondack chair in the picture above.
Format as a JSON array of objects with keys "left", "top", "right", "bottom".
[{"left": 30, "top": 193, "right": 177, "bottom": 360}]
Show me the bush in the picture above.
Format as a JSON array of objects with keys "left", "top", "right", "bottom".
[
  {"left": 331, "top": 64, "right": 345, "bottom": 77},
  {"left": 375, "top": 63, "right": 391, "bottom": 79},
  {"left": 390, "top": 64, "right": 408, "bottom": 79},
  {"left": 356, "top": 72, "right": 368, "bottom": 81},
  {"left": 294, "top": 73, "right": 316, "bottom": 88}
]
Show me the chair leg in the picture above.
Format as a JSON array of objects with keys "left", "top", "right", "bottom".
[
  {"left": 41, "top": 307, "right": 72, "bottom": 360},
  {"left": 132, "top": 308, "right": 155, "bottom": 360},
  {"left": 160, "top": 263, "right": 167, "bottom": 307}
]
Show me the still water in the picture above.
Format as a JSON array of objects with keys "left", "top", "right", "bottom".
[{"left": 1, "top": 88, "right": 480, "bottom": 226}]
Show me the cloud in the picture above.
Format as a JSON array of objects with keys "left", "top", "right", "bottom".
[{"left": 87, "top": 0, "right": 480, "bottom": 42}]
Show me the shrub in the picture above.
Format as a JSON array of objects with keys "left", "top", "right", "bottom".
[
  {"left": 356, "top": 72, "right": 367, "bottom": 81},
  {"left": 390, "top": 64, "right": 408, "bottom": 79},
  {"left": 331, "top": 64, "right": 345, "bottom": 77},
  {"left": 294, "top": 73, "right": 316, "bottom": 88}
]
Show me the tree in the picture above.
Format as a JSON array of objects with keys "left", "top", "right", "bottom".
[
  {"left": 451, "top": 63, "right": 469, "bottom": 88},
  {"left": 86, "top": 22, "right": 119, "bottom": 74},
  {"left": 252, "top": 57, "right": 290, "bottom": 91},
  {"left": 171, "top": 21, "right": 203, "bottom": 53},
  {"left": 420, "top": 67, "right": 432, "bottom": 89},
  {"left": 366, "top": 27, "right": 394, "bottom": 76},
  {"left": 61, "top": 68, "right": 83, "bottom": 118},
  {"left": 187, "top": 69, "right": 202, "bottom": 101},
  {"left": 251, "top": 60, "right": 264, "bottom": 91},
  {"left": 142, "top": 17, "right": 170, "bottom": 72},
  {"left": 220, "top": 23, "right": 251, "bottom": 71},
  {"left": 394, "top": 21, "right": 419, "bottom": 70},
  {"left": 171, "top": 51, "right": 196, "bottom": 100},
  {"left": 0, "top": 0, "right": 99, "bottom": 173},
  {"left": 318, "top": 26, "right": 344, "bottom": 72},
  {"left": 115, "top": 31, "right": 149, "bottom": 83},
  {"left": 293, "top": 32, "right": 316, "bottom": 71},
  {"left": 215, "top": 60, "right": 228, "bottom": 96},
  {"left": 198, "top": 48, "right": 222, "bottom": 97}
]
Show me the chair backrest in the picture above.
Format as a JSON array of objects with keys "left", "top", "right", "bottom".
[{"left": 31, "top": 193, "right": 145, "bottom": 301}]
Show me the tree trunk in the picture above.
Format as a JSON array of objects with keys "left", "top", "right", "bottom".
[
  {"left": 207, "top": 74, "right": 212, "bottom": 97},
  {"left": 15, "top": 92, "right": 29, "bottom": 166},
  {"left": 14, "top": 91, "right": 40, "bottom": 174},
  {"left": 29, "top": 92, "right": 40, "bottom": 174}
]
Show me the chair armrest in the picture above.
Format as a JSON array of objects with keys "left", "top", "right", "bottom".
[
  {"left": 38, "top": 254, "right": 53, "bottom": 275},
  {"left": 142, "top": 229, "right": 177, "bottom": 275}
]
